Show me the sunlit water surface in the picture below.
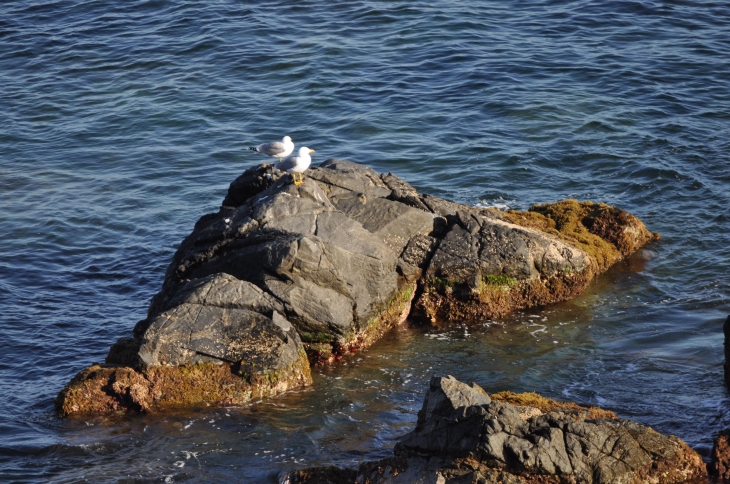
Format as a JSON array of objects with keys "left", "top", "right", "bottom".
[{"left": 1, "top": 1, "right": 729, "bottom": 482}]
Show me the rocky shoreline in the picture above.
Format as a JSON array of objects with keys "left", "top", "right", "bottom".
[{"left": 56, "top": 159, "right": 658, "bottom": 416}]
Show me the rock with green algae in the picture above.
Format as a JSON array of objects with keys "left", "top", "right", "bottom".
[
  {"left": 55, "top": 354, "right": 311, "bottom": 417},
  {"left": 285, "top": 376, "right": 707, "bottom": 484},
  {"left": 57, "top": 159, "right": 658, "bottom": 417},
  {"left": 409, "top": 202, "right": 657, "bottom": 324}
]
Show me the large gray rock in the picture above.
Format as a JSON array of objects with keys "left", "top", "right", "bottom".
[
  {"left": 144, "top": 165, "right": 402, "bottom": 347},
  {"left": 138, "top": 273, "right": 301, "bottom": 370},
  {"left": 137, "top": 159, "right": 656, "bottom": 363},
  {"left": 425, "top": 210, "right": 589, "bottom": 284},
  {"left": 135, "top": 161, "right": 435, "bottom": 375},
  {"left": 287, "top": 376, "right": 707, "bottom": 484},
  {"left": 58, "top": 159, "right": 658, "bottom": 417}
]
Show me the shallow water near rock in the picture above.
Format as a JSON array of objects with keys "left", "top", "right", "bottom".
[{"left": 1, "top": 0, "right": 729, "bottom": 482}]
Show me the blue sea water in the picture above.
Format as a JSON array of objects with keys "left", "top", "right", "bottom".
[{"left": 1, "top": 0, "right": 729, "bottom": 482}]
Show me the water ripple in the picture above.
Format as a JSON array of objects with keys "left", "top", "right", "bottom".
[{"left": 1, "top": 0, "right": 730, "bottom": 481}]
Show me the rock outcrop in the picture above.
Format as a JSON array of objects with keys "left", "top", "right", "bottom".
[
  {"left": 56, "top": 160, "right": 658, "bottom": 416},
  {"left": 286, "top": 376, "right": 707, "bottom": 484}
]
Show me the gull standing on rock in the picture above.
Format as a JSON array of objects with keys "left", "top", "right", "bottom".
[
  {"left": 248, "top": 135, "right": 294, "bottom": 162},
  {"left": 275, "top": 146, "right": 315, "bottom": 186}
]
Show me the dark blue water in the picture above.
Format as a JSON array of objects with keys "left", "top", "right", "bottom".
[{"left": 1, "top": 0, "right": 729, "bottom": 482}]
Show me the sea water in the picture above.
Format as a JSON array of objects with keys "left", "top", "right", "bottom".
[{"left": 1, "top": 1, "right": 729, "bottom": 482}]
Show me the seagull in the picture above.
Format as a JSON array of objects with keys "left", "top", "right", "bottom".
[
  {"left": 275, "top": 147, "right": 315, "bottom": 186},
  {"left": 248, "top": 135, "right": 294, "bottom": 162}
]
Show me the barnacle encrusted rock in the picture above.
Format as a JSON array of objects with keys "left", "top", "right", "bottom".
[{"left": 57, "top": 160, "right": 657, "bottom": 416}]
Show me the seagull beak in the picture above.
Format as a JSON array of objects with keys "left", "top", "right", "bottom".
[{"left": 310, "top": 149, "right": 315, "bottom": 153}]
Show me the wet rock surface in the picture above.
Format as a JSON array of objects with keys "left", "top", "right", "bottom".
[
  {"left": 286, "top": 376, "right": 707, "bottom": 484},
  {"left": 711, "top": 429, "right": 730, "bottom": 483},
  {"left": 57, "top": 160, "right": 657, "bottom": 416}
]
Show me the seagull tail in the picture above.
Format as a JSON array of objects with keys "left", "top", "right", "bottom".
[{"left": 248, "top": 147, "right": 258, "bottom": 152}]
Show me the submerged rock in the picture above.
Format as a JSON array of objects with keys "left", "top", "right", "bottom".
[
  {"left": 286, "top": 376, "right": 707, "bottom": 484},
  {"left": 57, "top": 160, "right": 657, "bottom": 416}
]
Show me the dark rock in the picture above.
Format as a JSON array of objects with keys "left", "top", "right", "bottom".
[
  {"left": 138, "top": 276, "right": 302, "bottom": 370},
  {"left": 221, "top": 163, "right": 280, "bottom": 208},
  {"left": 416, "top": 199, "right": 656, "bottom": 324},
  {"left": 329, "top": 191, "right": 434, "bottom": 254},
  {"left": 286, "top": 465, "right": 358, "bottom": 484},
  {"left": 416, "top": 375, "right": 491, "bottom": 426},
  {"left": 425, "top": 210, "right": 589, "bottom": 286},
  {"left": 106, "top": 337, "right": 142, "bottom": 367},
  {"left": 288, "top": 376, "right": 707, "bottom": 484},
  {"left": 149, "top": 171, "right": 400, "bottom": 342},
  {"left": 397, "top": 234, "right": 439, "bottom": 284},
  {"left": 311, "top": 159, "right": 392, "bottom": 200}
]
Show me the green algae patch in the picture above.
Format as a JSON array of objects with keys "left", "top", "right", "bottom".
[
  {"left": 416, "top": 201, "right": 658, "bottom": 325},
  {"left": 483, "top": 274, "right": 519, "bottom": 288},
  {"left": 491, "top": 390, "right": 617, "bottom": 420},
  {"left": 300, "top": 332, "right": 334, "bottom": 344},
  {"left": 500, "top": 200, "right": 659, "bottom": 273},
  {"left": 419, "top": 270, "right": 594, "bottom": 324},
  {"left": 431, "top": 277, "right": 459, "bottom": 290},
  {"left": 55, "top": 351, "right": 312, "bottom": 417}
]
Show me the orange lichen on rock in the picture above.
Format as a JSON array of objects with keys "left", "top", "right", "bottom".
[
  {"left": 55, "top": 351, "right": 312, "bottom": 417},
  {"left": 499, "top": 199, "right": 660, "bottom": 273},
  {"left": 418, "top": 270, "right": 595, "bottom": 325},
  {"left": 417, "top": 200, "right": 659, "bottom": 325},
  {"left": 490, "top": 390, "right": 618, "bottom": 420}
]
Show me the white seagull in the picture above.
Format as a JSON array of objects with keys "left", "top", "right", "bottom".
[
  {"left": 275, "top": 147, "right": 315, "bottom": 186},
  {"left": 248, "top": 135, "right": 294, "bottom": 162}
]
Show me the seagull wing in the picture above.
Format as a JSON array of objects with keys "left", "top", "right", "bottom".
[
  {"left": 257, "top": 141, "right": 287, "bottom": 156},
  {"left": 275, "top": 156, "right": 299, "bottom": 172}
]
